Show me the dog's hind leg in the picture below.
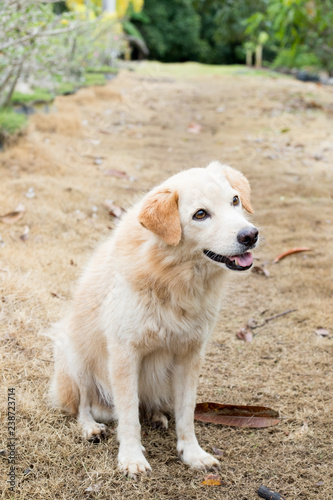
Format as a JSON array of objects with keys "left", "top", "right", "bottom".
[
  {"left": 91, "top": 402, "right": 115, "bottom": 424},
  {"left": 77, "top": 382, "right": 107, "bottom": 441},
  {"left": 151, "top": 410, "right": 168, "bottom": 429}
]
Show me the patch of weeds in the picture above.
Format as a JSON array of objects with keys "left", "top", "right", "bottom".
[
  {"left": 11, "top": 88, "right": 54, "bottom": 105},
  {"left": 83, "top": 73, "right": 107, "bottom": 86},
  {"left": 0, "top": 108, "right": 27, "bottom": 135},
  {"left": 56, "top": 81, "right": 77, "bottom": 95},
  {"left": 132, "top": 61, "right": 290, "bottom": 80},
  {"left": 86, "top": 65, "right": 118, "bottom": 74}
]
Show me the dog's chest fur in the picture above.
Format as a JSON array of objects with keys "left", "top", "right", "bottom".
[{"left": 101, "top": 259, "right": 226, "bottom": 355}]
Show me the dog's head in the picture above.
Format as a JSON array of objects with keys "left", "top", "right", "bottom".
[{"left": 138, "top": 161, "right": 258, "bottom": 272}]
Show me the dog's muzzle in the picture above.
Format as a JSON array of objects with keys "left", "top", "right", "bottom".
[{"left": 203, "top": 250, "right": 254, "bottom": 271}]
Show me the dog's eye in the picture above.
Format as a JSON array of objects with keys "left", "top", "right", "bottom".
[
  {"left": 193, "top": 209, "right": 209, "bottom": 220},
  {"left": 232, "top": 195, "right": 240, "bottom": 206}
]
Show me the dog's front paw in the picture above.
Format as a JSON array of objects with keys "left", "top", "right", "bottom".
[
  {"left": 118, "top": 448, "right": 152, "bottom": 479},
  {"left": 82, "top": 422, "right": 107, "bottom": 442},
  {"left": 178, "top": 442, "right": 220, "bottom": 470}
]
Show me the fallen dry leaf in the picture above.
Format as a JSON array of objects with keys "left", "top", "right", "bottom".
[
  {"left": 103, "top": 200, "right": 124, "bottom": 218},
  {"left": 211, "top": 446, "right": 223, "bottom": 456},
  {"left": 252, "top": 265, "right": 270, "bottom": 277},
  {"left": 0, "top": 204, "right": 25, "bottom": 224},
  {"left": 20, "top": 225, "right": 29, "bottom": 242},
  {"left": 85, "top": 483, "right": 103, "bottom": 492},
  {"left": 273, "top": 247, "right": 312, "bottom": 263},
  {"left": 194, "top": 402, "right": 280, "bottom": 428},
  {"left": 103, "top": 168, "right": 130, "bottom": 179},
  {"left": 315, "top": 328, "right": 329, "bottom": 337},
  {"left": 288, "top": 421, "right": 310, "bottom": 440},
  {"left": 187, "top": 122, "right": 202, "bottom": 134},
  {"left": 25, "top": 187, "right": 35, "bottom": 199},
  {"left": 247, "top": 317, "right": 257, "bottom": 329},
  {"left": 99, "top": 128, "right": 113, "bottom": 135},
  {"left": 201, "top": 474, "right": 222, "bottom": 486},
  {"left": 51, "top": 292, "right": 66, "bottom": 300},
  {"left": 236, "top": 327, "right": 253, "bottom": 342}
]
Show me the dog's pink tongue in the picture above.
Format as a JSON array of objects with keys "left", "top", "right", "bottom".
[{"left": 232, "top": 252, "right": 253, "bottom": 267}]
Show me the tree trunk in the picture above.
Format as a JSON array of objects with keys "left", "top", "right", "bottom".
[
  {"left": 255, "top": 44, "right": 262, "bottom": 69},
  {"left": 3, "top": 59, "right": 24, "bottom": 108},
  {"left": 0, "top": 69, "right": 14, "bottom": 107},
  {"left": 102, "top": 0, "right": 116, "bottom": 13},
  {"left": 246, "top": 50, "right": 253, "bottom": 67}
]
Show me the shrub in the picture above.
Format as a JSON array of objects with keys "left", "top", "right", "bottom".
[
  {"left": 0, "top": 109, "right": 27, "bottom": 137},
  {"left": 132, "top": 0, "right": 206, "bottom": 62}
]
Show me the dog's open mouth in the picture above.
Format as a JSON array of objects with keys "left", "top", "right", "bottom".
[{"left": 203, "top": 250, "right": 253, "bottom": 271}]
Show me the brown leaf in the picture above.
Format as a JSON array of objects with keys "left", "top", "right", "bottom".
[
  {"left": 201, "top": 474, "right": 222, "bottom": 486},
  {"left": 103, "top": 200, "right": 124, "bottom": 218},
  {"left": 273, "top": 247, "right": 312, "bottom": 263},
  {"left": 187, "top": 122, "right": 202, "bottom": 134},
  {"left": 194, "top": 402, "right": 280, "bottom": 428},
  {"left": 236, "top": 327, "right": 253, "bottom": 342},
  {"left": 51, "top": 292, "right": 66, "bottom": 300},
  {"left": 99, "top": 128, "right": 113, "bottom": 135},
  {"left": 20, "top": 226, "right": 29, "bottom": 242},
  {"left": 315, "top": 328, "right": 329, "bottom": 337},
  {"left": 0, "top": 204, "right": 25, "bottom": 224},
  {"left": 103, "top": 168, "right": 130, "bottom": 179}
]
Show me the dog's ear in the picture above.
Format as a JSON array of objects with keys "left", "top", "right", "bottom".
[
  {"left": 207, "top": 163, "right": 254, "bottom": 214},
  {"left": 138, "top": 188, "right": 181, "bottom": 246},
  {"left": 223, "top": 166, "right": 254, "bottom": 213}
]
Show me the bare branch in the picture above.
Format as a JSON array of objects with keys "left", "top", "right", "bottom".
[
  {"left": 3, "top": 58, "right": 24, "bottom": 107},
  {"left": 0, "top": 27, "right": 41, "bottom": 51},
  {"left": 0, "top": 21, "right": 94, "bottom": 52},
  {"left": 37, "top": 22, "right": 95, "bottom": 38}
]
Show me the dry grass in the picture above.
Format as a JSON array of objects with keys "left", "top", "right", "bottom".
[{"left": 0, "top": 66, "right": 332, "bottom": 499}]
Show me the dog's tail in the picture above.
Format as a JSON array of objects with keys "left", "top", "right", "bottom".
[
  {"left": 50, "top": 362, "right": 79, "bottom": 415},
  {"left": 47, "top": 319, "right": 80, "bottom": 415}
]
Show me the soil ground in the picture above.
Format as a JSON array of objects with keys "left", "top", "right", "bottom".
[{"left": 0, "top": 62, "right": 332, "bottom": 500}]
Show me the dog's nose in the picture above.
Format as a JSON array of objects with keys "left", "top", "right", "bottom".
[{"left": 237, "top": 227, "right": 259, "bottom": 248}]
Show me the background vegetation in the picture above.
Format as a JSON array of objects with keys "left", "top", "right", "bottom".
[
  {"left": 2, "top": 0, "right": 333, "bottom": 141},
  {"left": 130, "top": 0, "right": 333, "bottom": 73},
  {"left": 0, "top": 0, "right": 124, "bottom": 139}
]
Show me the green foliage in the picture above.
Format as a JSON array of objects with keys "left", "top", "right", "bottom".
[
  {"left": 11, "top": 89, "right": 54, "bottom": 105},
  {"left": 86, "top": 66, "right": 118, "bottom": 73},
  {"left": 55, "top": 81, "right": 76, "bottom": 94},
  {"left": 52, "top": 1, "right": 69, "bottom": 14},
  {"left": 246, "top": 0, "right": 333, "bottom": 73},
  {"left": 195, "top": 0, "right": 267, "bottom": 64},
  {"left": 0, "top": 108, "right": 27, "bottom": 136},
  {"left": 82, "top": 73, "right": 107, "bottom": 86},
  {"left": 122, "top": 19, "right": 145, "bottom": 40},
  {"left": 272, "top": 47, "right": 320, "bottom": 70},
  {"left": 131, "top": 0, "right": 207, "bottom": 62},
  {"left": 130, "top": 0, "right": 333, "bottom": 70},
  {"left": 130, "top": 0, "right": 267, "bottom": 64},
  {"left": 0, "top": 0, "right": 124, "bottom": 108}
]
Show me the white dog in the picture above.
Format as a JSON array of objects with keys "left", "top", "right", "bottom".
[{"left": 50, "top": 161, "right": 258, "bottom": 478}]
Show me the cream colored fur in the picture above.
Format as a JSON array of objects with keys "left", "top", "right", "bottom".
[{"left": 50, "top": 161, "right": 257, "bottom": 478}]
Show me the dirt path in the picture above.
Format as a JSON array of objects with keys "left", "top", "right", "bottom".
[{"left": 1, "top": 63, "right": 332, "bottom": 499}]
